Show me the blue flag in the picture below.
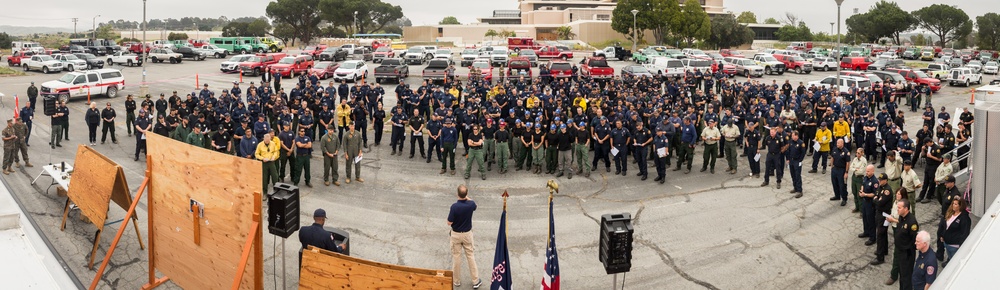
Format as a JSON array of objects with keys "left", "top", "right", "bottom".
[
  {"left": 491, "top": 210, "right": 512, "bottom": 290},
  {"left": 541, "top": 198, "right": 560, "bottom": 290}
]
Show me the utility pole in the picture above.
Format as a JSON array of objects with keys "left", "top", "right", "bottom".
[
  {"left": 93, "top": 15, "right": 101, "bottom": 40},
  {"left": 140, "top": 0, "right": 149, "bottom": 97},
  {"left": 72, "top": 18, "right": 79, "bottom": 35}
]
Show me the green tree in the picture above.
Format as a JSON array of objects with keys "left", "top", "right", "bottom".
[
  {"left": 167, "top": 32, "right": 189, "bottom": 41},
  {"left": 498, "top": 29, "right": 516, "bottom": 38},
  {"left": 674, "top": 0, "right": 711, "bottom": 46},
  {"left": 0, "top": 32, "right": 11, "bottom": 49},
  {"left": 736, "top": 11, "right": 757, "bottom": 24},
  {"left": 222, "top": 22, "right": 250, "bottom": 37},
  {"left": 763, "top": 18, "right": 780, "bottom": 25},
  {"left": 707, "top": 13, "right": 752, "bottom": 48},
  {"left": 246, "top": 19, "right": 272, "bottom": 37},
  {"left": 267, "top": 0, "right": 323, "bottom": 44},
  {"left": 556, "top": 26, "right": 576, "bottom": 40},
  {"left": 272, "top": 23, "right": 297, "bottom": 46},
  {"left": 775, "top": 23, "right": 812, "bottom": 41},
  {"left": 484, "top": 29, "right": 498, "bottom": 40},
  {"left": 95, "top": 25, "right": 119, "bottom": 40},
  {"left": 866, "top": 1, "right": 914, "bottom": 44},
  {"left": 912, "top": 4, "right": 973, "bottom": 47},
  {"left": 382, "top": 25, "right": 403, "bottom": 35},
  {"left": 976, "top": 13, "right": 1000, "bottom": 50},
  {"left": 319, "top": 0, "right": 404, "bottom": 35},
  {"left": 439, "top": 16, "right": 460, "bottom": 25},
  {"left": 845, "top": 13, "right": 881, "bottom": 43},
  {"left": 612, "top": 0, "right": 681, "bottom": 46}
]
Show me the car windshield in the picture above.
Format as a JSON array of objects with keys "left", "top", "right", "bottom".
[
  {"left": 305, "top": 46, "right": 318, "bottom": 51},
  {"left": 278, "top": 57, "right": 295, "bottom": 64},
  {"left": 245, "top": 56, "right": 262, "bottom": 62},
  {"left": 550, "top": 63, "right": 571, "bottom": 70},
  {"left": 760, "top": 56, "right": 777, "bottom": 61},
  {"left": 78, "top": 54, "right": 96, "bottom": 59},
  {"left": 472, "top": 62, "right": 490, "bottom": 69},
  {"left": 509, "top": 60, "right": 530, "bottom": 67},
  {"left": 913, "top": 71, "right": 930, "bottom": 78},
  {"left": 376, "top": 47, "right": 390, "bottom": 52},
  {"left": 38, "top": 55, "right": 53, "bottom": 61},
  {"left": 987, "top": 62, "right": 999, "bottom": 66},
  {"left": 62, "top": 55, "right": 79, "bottom": 60},
  {"left": 664, "top": 49, "right": 681, "bottom": 54},
  {"left": 494, "top": 49, "right": 508, "bottom": 54},
  {"left": 341, "top": 62, "right": 358, "bottom": 69},
  {"left": 323, "top": 48, "right": 337, "bottom": 52},
  {"left": 588, "top": 59, "right": 609, "bottom": 67},
  {"left": 628, "top": 66, "right": 649, "bottom": 73},
  {"left": 340, "top": 45, "right": 353, "bottom": 49},
  {"left": 407, "top": 48, "right": 422, "bottom": 53},
  {"left": 58, "top": 74, "right": 76, "bottom": 83},
  {"left": 463, "top": 49, "right": 477, "bottom": 54},
  {"left": 314, "top": 62, "right": 330, "bottom": 69},
  {"left": 519, "top": 50, "right": 535, "bottom": 55},
  {"left": 436, "top": 49, "right": 450, "bottom": 55},
  {"left": 687, "top": 60, "right": 710, "bottom": 67},
  {"left": 228, "top": 56, "right": 247, "bottom": 62},
  {"left": 690, "top": 49, "right": 705, "bottom": 55},
  {"left": 791, "top": 56, "right": 806, "bottom": 62}
]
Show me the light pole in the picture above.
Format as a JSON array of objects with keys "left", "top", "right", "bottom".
[
  {"left": 829, "top": 22, "right": 834, "bottom": 35},
  {"left": 140, "top": 0, "right": 148, "bottom": 97},
  {"left": 92, "top": 15, "right": 101, "bottom": 40},
  {"left": 354, "top": 11, "right": 359, "bottom": 36},
  {"left": 631, "top": 9, "right": 639, "bottom": 53},
  {"left": 835, "top": 0, "right": 843, "bottom": 94}
]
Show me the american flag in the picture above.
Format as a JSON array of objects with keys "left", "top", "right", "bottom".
[{"left": 540, "top": 197, "right": 559, "bottom": 290}]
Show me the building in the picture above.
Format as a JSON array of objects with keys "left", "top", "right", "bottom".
[
  {"left": 746, "top": 23, "right": 781, "bottom": 41},
  {"left": 404, "top": 0, "right": 726, "bottom": 45}
]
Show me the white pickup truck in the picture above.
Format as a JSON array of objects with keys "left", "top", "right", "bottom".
[
  {"left": 51, "top": 54, "right": 88, "bottom": 71},
  {"left": 107, "top": 51, "right": 143, "bottom": 67},
  {"left": 147, "top": 48, "right": 184, "bottom": 64},
  {"left": 22, "top": 55, "right": 65, "bottom": 74},
  {"left": 41, "top": 68, "right": 125, "bottom": 102},
  {"left": 947, "top": 67, "right": 982, "bottom": 87}
]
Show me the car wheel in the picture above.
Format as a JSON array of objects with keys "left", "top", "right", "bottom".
[
  {"left": 42, "top": 66, "right": 50, "bottom": 74},
  {"left": 765, "top": 66, "right": 772, "bottom": 75},
  {"left": 254, "top": 68, "right": 261, "bottom": 76},
  {"left": 22, "top": 65, "right": 28, "bottom": 72},
  {"left": 966, "top": 80, "right": 970, "bottom": 87},
  {"left": 107, "top": 59, "right": 114, "bottom": 66},
  {"left": 561, "top": 55, "right": 568, "bottom": 61},
  {"left": 240, "top": 49, "right": 247, "bottom": 55},
  {"left": 58, "top": 92, "right": 70, "bottom": 103},
  {"left": 795, "top": 67, "right": 802, "bottom": 74},
  {"left": 127, "top": 60, "right": 133, "bottom": 66},
  {"left": 743, "top": 70, "right": 749, "bottom": 76},
  {"left": 375, "top": 78, "right": 381, "bottom": 84},
  {"left": 151, "top": 57, "right": 158, "bottom": 63},
  {"left": 257, "top": 48, "right": 264, "bottom": 53},
  {"left": 106, "top": 86, "right": 119, "bottom": 98},
  {"left": 823, "top": 65, "right": 830, "bottom": 71},
  {"left": 169, "top": 58, "right": 177, "bottom": 64}
]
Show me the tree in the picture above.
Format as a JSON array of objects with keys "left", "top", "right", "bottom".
[
  {"left": 222, "top": 22, "right": 250, "bottom": 37},
  {"left": 912, "top": 4, "right": 973, "bottom": 47},
  {"left": 484, "top": 29, "right": 498, "bottom": 40},
  {"left": 763, "top": 18, "right": 780, "bottom": 25},
  {"left": 707, "top": 13, "right": 753, "bottom": 49},
  {"left": 556, "top": 26, "right": 576, "bottom": 40},
  {"left": 498, "top": 29, "right": 516, "bottom": 38},
  {"left": 781, "top": 12, "right": 800, "bottom": 26},
  {"left": 674, "top": 0, "right": 711, "bottom": 46},
  {"left": 736, "top": 11, "right": 757, "bottom": 24},
  {"left": 95, "top": 25, "right": 119, "bottom": 40},
  {"left": 612, "top": 0, "right": 682, "bottom": 46},
  {"left": 845, "top": 1, "right": 914, "bottom": 45},
  {"left": 272, "top": 23, "right": 297, "bottom": 46},
  {"left": 977, "top": 13, "right": 1000, "bottom": 50},
  {"left": 267, "top": 0, "right": 323, "bottom": 44},
  {"left": 247, "top": 19, "right": 272, "bottom": 37},
  {"left": 439, "top": 16, "right": 460, "bottom": 25},
  {"left": 319, "top": 0, "right": 404, "bottom": 35},
  {"left": 775, "top": 22, "right": 812, "bottom": 41},
  {"left": 0, "top": 32, "right": 11, "bottom": 49},
  {"left": 167, "top": 32, "right": 189, "bottom": 41},
  {"left": 382, "top": 26, "right": 403, "bottom": 35},
  {"left": 845, "top": 13, "right": 881, "bottom": 43},
  {"left": 909, "top": 34, "right": 928, "bottom": 46}
]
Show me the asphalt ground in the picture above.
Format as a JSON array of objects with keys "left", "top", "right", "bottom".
[{"left": 0, "top": 51, "right": 982, "bottom": 289}]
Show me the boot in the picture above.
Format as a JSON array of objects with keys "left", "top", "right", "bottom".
[
  {"left": 25, "top": 162, "right": 33, "bottom": 167},
  {"left": 488, "top": 163, "right": 492, "bottom": 171},
  {"left": 556, "top": 172, "right": 564, "bottom": 177}
]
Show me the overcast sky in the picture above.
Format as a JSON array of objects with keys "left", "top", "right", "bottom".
[{"left": 0, "top": 0, "right": 987, "bottom": 34}]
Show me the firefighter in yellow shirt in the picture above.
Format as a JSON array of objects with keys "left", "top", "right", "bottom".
[
  {"left": 810, "top": 122, "right": 833, "bottom": 174},
  {"left": 526, "top": 94, "right": 540, "bottom": 109},
  {"left": 832, "top": 115, "right": 850, "bottom": 146},
  {"left": 255, "top": 131, "right": 281, "bottom": 194}
]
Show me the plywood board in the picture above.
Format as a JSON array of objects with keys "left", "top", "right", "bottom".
[
  {"left": 146, "top": 133, "right": 263, "bottom": 290},
  {"left": 66, "top": 145, "right": 119, "bottom": 229},
  {"left": 300, "top": 246, "right": 453, "bottom": 290}
]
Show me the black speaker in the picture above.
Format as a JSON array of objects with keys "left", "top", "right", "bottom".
[
  {"left": 599, "top": 213, "right": 634, "bottom": 274},
  {"left": 267, "top": 183, "right": 300, "bottom": 238},
  {"left": 43, "top": 95, "right": 57, "bottom": 116}
]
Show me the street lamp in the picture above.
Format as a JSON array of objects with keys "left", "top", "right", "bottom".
[
  {"left": 835, "top": 0, "right": 843, "bottom": 94},
  {"left": 92, "top": 15, "right": 101, "bottom": 40},
  {"left": 829, "top": 22, "right": 834, "bottom": 35},
  {"left": 631, "top": 9, "right": 639, "bottom": 53},
  {"left": 354, "top": 11, "right": 359, "bottom": 35},
  {"left": 140, "top": 0, "right": 148, "bottom": 97}
]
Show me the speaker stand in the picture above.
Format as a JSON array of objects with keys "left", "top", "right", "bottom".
[
  {"left": 281, "top": 237, "right": 287, "bottom": 290},
  {"left": 611, "top": 273, "right": 617, "bottom": 290}
]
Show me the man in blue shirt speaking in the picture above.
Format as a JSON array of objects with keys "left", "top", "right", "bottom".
[{"left": 447, "top": 185, "right": 482, "bottom": 288}]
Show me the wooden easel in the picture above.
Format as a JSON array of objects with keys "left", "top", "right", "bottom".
[{"left": 61, "top": 145, "right": 144, "bottom": 270}]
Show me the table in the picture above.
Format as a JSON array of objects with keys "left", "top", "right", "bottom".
[{"left": 31, "top": 164, "right": 73, "bottom": 193}]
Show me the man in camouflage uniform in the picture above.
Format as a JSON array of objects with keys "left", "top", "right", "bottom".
[
  {"left": 2, "top": 120, "right": 18, "bottom": 174},
  {"left": 11, "top": 117, "right": 31, "bottom": 168}
]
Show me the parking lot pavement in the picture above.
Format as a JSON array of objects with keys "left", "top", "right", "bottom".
[{"left": 0, "top": 52, "right": 981, "bottom": 289}]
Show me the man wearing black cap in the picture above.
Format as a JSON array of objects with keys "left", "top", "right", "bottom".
[
  {"left": 299, "top": 209, "right": 345, "bottom": 256},
  {"left": 745, "top": 120, "right": 761, "bottom": 178},
  {"left": 871, "top": 172, "right": 892, "bottom": 265},
  {"left": 134, "top": 109, "right": 153, "bottom": 161},
  {"left": 26, "top": 81, "right": 38, "bottom": 112},
  {"left": 674, "top": 117, "right": 697, "bottom": 174},
  {"left": 918, "top": 138, "right": 942, "bottom": 203}
]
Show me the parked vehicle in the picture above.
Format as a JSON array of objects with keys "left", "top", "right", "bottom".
[
  {"left": 41, "top": 68, "right": 125, "bottom": 102},
  {"left": 302, "top": 44, "right": 329, "bottom": 58},
  {"left": 374, "top": 58, "right": 409, "bottom": 83},
  {"left": 147, "top": 48, "right": 184, "bottom": 64},
  {"left": 220, "top": 54, "right": 253, "bottom": 73},
  {"left": 884, "top": 68, "right": 942, "bottom": 91},
  {"left": 579, "top": 57, "right": 614, "bottom": 80},
  {"left": 812, "top": 57, "right": 838, "bottom": 71},
  {"left": 517, "top": 49, "right": 538, "bottom": 67},
  {"left": 51, "top": 54, "right": 88, "bottom": 72},
  {"left": 632, "top": 48, "right": 659, "bottom": 64},
  {"left": 549, "top": 61, "right": 573, "bottom": 79},
  {"left": 209, "top": 37, "right": 254, "bottom": 54},
  {"left": 432, "top": 49, "right": 453, "bottom": 64},
  {"left": 239, "top": 53, "right": 286, "bottom": 76},
  {"left": 22, "top": 55, "right": 65, "bottom": 73},
  {"left": 947, "top": 67, "right": 983, "bottom": 87},
  {"left": 6, "top": 51, "right": 34, "bottom": 66},
  {"left": 621, "top": 65, "right": 653, "bottom": 78},
  {"left": 983, "top": 61, "right": 999, "bottom": 75},
  {"left": 491, "top": 47, "right": 510, "bottom": 67},
  {"left": 592, "top": 46, "right": 631, "bottom": 61},
  {"left": 751, "top": 54, "right": 786, "bottom": 75},
  {"left": 309, "top": 61, "right": 340, "bottom": 79},
  {"left": 107, "top": 51, "right": 142, "bottom": 67},
  {"left": 268, "top": 55, "right": 314, "bottom": 78},
  {"left": 867, "top": 59, "right": 906, "bottom": 71},
  {"left": 535, "top": 46, "right": 572, "bottom": 60},
  {"left": 197, "top": 45, "right": 229, "bottom": 58},
  {"left": 332, "top": 60, "right": 369, "bottom": 82},
  {"left": 644, "top": 56, "right": 684, "bottom": 78},
  {"left": 59, "top": 45, "right": 86, "bottom": 54},
  {"left": 680, "top": 58, "right": 712, "bottom": 73},
  {"left": 73, "top": 52, "right": 104, "bottom": 69},
  {"left": 966, "top": 60, "right": 984, "bottom": 74},
  {"left": 789, "top": 42, "right": 813, "bottom": 51},
  {"left": 920, "top": 51, "right": 935, "bottom": 61},
  {"left": 350, "top": 47, "right": 374, "bottom": 61},
  {"left": 12, "top": 41, "right": 45, "bottom": 54},
  {"left": 840, "top": 57, "right": 872, "bottom": 71},
  {"left": 920, "top": 63, "right": 951, "bottom": 80},
  {"left": 507, "top": 37, "right": 541, "bottom": 51},
  {"left": 505, "top": 57, "right": 532, "bottom": 80},
  {"left": 69, "top": 39, "right": 107, "bottom": 56},
  {"left": 257, "top": 37, "right": 284, "bottom": 52},
  {"left": 773, "top": 54, "right": 812, "bottom": 74},
  {"left": 869, "top": 71, "right": 907, "bottom": 84},
  {"left": 319, "top": 47, "right": 348, "bottom": 62},
  {"left": 468, "top": 60, "right": 494, "bottom": 83},
  {"left": 807, "top": 75, "right": 872, "bottom": 91},
  {"left": 172, "top": 46, "right": 208, "bottom": 61},
  {"left": 372, "top": 47, "right": 394, "bottom": 63},
  {"left": 340, "top": 44, "right": 360, "bottom": 55},
  {"left": 725, "top": 57, "right": 765, "bottom": 78}
]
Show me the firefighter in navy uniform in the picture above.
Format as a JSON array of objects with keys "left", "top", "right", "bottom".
[
  {"left": 885, "top": 199, "right": 918, "bottom": 288},
  {"left": 761, "top": 126, "right": 787, "bottom": 189},
  {"left": 652, "top": 126, "right": 669, "bottom": 184},
  {"left": 871, "top": 173, "right": 893, "bottom": 265},
  {"left": 786, "top": 131, "right": 806, "bottom": 198},
  {"left": 744, "top": 120, "right": 761, "bottom": 178}
]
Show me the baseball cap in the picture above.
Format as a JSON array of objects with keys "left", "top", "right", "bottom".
[
  {"left": 878, "top": 173, "right": 888, "bottom": 180},
  {"left": 535, "top": 123, "right": 542, "bottom": 128},
  {"left": 313, "top": 209, "right": 326, "bottom": 218},
  {"left": 946, "top": 175, "right": 956, "bottom": 183},
  {"left": 549, "top": 124, "right": 556, "bottom": 131},
  {"left": 559, "top": 124, "right": 567, "bottom": 130},
  {"left": 578, "top": 122, "right": 586, "bottom": 127},
  {"left": 526, "top": 122, "right": 533, "bottom": 127}
]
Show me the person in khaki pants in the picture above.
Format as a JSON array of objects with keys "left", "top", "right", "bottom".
[{"left": 447, "top": 185, "right": 482, "bottom": 288}]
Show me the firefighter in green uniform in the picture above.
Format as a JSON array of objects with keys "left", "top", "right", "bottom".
[
  {"left": 2, "top": 120, "right": 18, "bottom": 175},
  {"left": 494, "top": 120, "right": 511, "bottom": 174},
  {"left": 320, "top": 124, "right": 341, "bottom": 186},
  {"left": 465, "top": 125, "right": 486, "bottom": 180}
]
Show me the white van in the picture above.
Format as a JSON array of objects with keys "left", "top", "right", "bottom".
[
  {"left": 41, "top": 68, "right": 126, "bottom": 102},
  {"left": 643, "top": 56, "right": 684, "bottom": 78},
  {"left": 12, "top": 41, "right": 45, "bottom": 54}
]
